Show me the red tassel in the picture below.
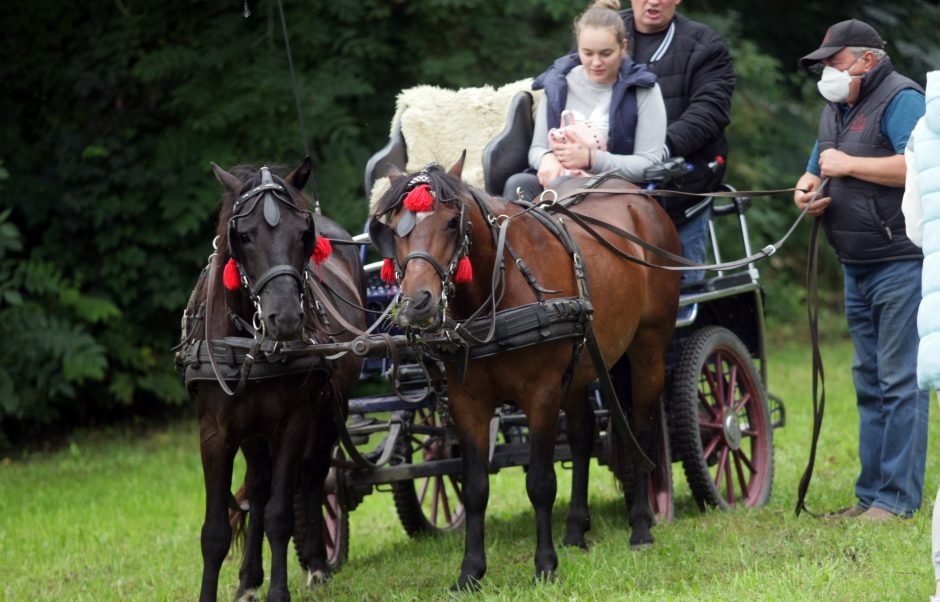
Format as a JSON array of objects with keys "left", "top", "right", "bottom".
[
  {"left": 312, "top": 236, "right": 332, "bottom": 264},
  {"left": 223, "top": 258, "right": 241, "bottom": 290},
  {"left": 454, "top": 256, "right": 473, "bottom": 283},
  {"left": 380, "top": 258, "right": 397, "bottom": 283},
  {"left": 403, "top": 184, "right": 434, "bottom": 213}
]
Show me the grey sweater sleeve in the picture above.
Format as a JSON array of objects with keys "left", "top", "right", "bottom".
[
  {"left": 592, "top": 84, "right": 667, "bottom": 181},
  {"left": 528, "top": 99, "right": 551, "bottom": 169}
]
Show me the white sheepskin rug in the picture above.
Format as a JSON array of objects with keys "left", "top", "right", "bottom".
[{"left": 369, "top": 78, "right": 542, "bottom": 210}]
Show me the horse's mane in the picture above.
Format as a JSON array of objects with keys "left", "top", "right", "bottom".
[{"left": 371, "top": 164, "right": 469, "bottom": 220}]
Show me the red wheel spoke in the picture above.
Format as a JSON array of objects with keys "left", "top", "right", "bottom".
[
  {"left": 702, "top": 432, "right": 723, "bottom": 459},
  {"left": 430, "top": 478, "right": 441, "bottom": 526},
  {"left": 697, "top": 391, "right": 720, "bottom": 422},
  {"left": 448, "top": 475, "right": 463, "bottom": 499},
  {"left": 439, "top": 477, "right": 453, "bottom": 523},
  {"left": 724, "top": 450, "right": 736, "bottom": 506},
  {"left": 724, "top": 363, "right": 738, "bottom": 408},
  {"left": 713, "top": 446, "right": 728, "bottom": 488},
  {"left": 700, "top": 368, "right": 721, "bottom": 420},
  {"left": 734, "top": 392, "right": 752, "bottom": 413},
  {"left": 732, "top": 450, "right": 750, "bottom": 500},
  {"left": 714, "top": 354, "right": 727, "bottom": 405},
  {"left": 418, "top": 475, "right": 431, "bottom": 504},
  {"left": 733, "top": 447, "right": 757, "bottom": 474},
  {"left": 699, "top": 419, "right": 723, "bottom": 429}
]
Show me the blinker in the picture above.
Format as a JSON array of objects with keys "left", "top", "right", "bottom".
[{"left": 396, "top": 209, "right": 417, "bottom": 237}]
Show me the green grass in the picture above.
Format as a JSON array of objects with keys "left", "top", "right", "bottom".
[{"left": 1, "top": 335, "right": 937, "bottom": 601}]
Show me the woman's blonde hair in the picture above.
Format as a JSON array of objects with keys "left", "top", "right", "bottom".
[{"left": 574, "top": 0, "right": 626, "bottom": 45}]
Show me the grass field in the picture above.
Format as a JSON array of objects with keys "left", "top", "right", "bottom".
[{"left": 1, "top": 335, "right": 937, "bottom": 601}]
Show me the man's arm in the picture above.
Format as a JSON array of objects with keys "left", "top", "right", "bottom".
[
  {"left": 665, "top": 36, "right": 735, "bottom": 158},
  {"left": 818, "top": 150, "right": 907, "bottom": 188}
]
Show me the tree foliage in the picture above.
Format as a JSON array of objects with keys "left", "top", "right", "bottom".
[{"left": 0, "top": 0, "right": 937, "bottom": 444}]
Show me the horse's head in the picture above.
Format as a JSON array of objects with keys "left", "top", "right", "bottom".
[
  {"left": 369, "top": 155, "right": 474, "bottom": 331},
  {"left": 213, "top": 159, "right": 323, "bottom": 341}
]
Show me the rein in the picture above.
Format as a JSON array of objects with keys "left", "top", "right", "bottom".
[
  {"left": 543, "top": 178, "right": 817, "bottom": 274},
  {"left": 795, "top": 189, "right": 829, "bottom": 517}
]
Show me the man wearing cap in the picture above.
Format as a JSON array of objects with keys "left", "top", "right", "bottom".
[{"left": 793, "top": 19, "right": 928, "bottom": 521}]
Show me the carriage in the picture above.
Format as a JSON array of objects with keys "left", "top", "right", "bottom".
[{"left": 304, "top": 82, "right": 786, "bottom": 571}]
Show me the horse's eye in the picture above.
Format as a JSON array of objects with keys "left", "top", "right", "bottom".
[
  {"left": 447, "top": 216, "right": 460, "bottom": 230},
  {"left": 238, "top": 232, "right": 252, "bottom": 245}
]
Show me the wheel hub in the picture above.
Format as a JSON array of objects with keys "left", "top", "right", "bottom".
[{"left": 723, "top": 412, "right": 742, "bottom": 450}]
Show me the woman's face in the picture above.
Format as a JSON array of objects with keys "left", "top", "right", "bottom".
[{"left": 578, "top": 26, "right": 627, "bottom": 85}]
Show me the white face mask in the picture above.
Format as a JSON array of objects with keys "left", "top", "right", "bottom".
[{"left": 816, "top": 58, "right": 863, "bottom": 103}]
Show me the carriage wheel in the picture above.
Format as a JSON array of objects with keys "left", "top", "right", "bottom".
[
  {"left": 648, "top": 402, "right": 674, "bottom": 522},
  {"left": 623, "top": 401, "right": 674, "bottom": 523},
  {"left": 293, "top": 446, "right": 350, "bottom": 574},
  {"left": 669, "top": 326, "right": 774, "bottom": 510},
  {"left": 391, "top": 406, "right": 465, "bottom": 537}
]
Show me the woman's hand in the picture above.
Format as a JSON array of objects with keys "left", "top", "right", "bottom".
[
  {"left": 552, "top": 142, "right": 590, "bottom": 171},
  {"left": 537, "top": 153, "right": 566, "bottom": 187}
]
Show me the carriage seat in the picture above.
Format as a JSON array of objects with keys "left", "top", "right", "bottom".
[{"left": 365, "top": 80, "right": 541, "bottom": 208}]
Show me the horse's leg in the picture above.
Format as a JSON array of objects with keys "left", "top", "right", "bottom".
[
  {"left": 199, "top": 418, "right": 238, "bottom": 602},
  {"left": 450, "top": 392, "right": 493, "bottom": 592},
  {"left": 625, "top": 333, "right": 668, "bottom": 548},
  {"left": 264, "top": 418, "right": 307, "bottom": 602},
  {"left": 562, "top": 386, "right": 594, "bottom": 550},
  {"left": 299, "top": 415, "right": 337, "bottom": 586},
  {"left": 237, "top": 437, "right": 271, "bottom": 601},
  {"left": 525, "top": 394, "right": 561, "bottom": 582}
]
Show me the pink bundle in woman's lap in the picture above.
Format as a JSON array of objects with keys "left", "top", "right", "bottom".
[{"left": 548, "top": 110, "right": 606, "bottom": 177}]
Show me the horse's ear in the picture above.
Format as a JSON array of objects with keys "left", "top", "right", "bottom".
[
  {"left": 387, "top": 164, "right": 405, "bottom": 183},
  {"left": 211, "top": 162, "right": 243, "bottom": 194},
  {"left": 287, "top": 156, "right": 313, "bottom": 191},
  {"left": 447, "top": 150, "right": 467, "bottom": 179}
]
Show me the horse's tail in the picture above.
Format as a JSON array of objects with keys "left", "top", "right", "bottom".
[{"left": 228, "top": 483, "right": 248, "bottom": 558}]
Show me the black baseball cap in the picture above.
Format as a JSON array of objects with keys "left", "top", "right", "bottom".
[{"left": 800, "top": 19, "right": 885, "bottom": 69}]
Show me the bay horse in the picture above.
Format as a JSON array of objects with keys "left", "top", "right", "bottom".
[
  {"left": 178, "top": 159, "right": 365, "bottom": 601},
  {"left": 368, "top": 157, "right": 680, "bottom": 589}
]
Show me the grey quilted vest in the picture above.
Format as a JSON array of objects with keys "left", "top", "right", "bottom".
[{"left": 818, "top": 59, "right": 923, "bottom": 263}]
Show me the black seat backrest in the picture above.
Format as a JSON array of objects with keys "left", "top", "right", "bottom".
[
  {"left": 363, "top": 119, "right": 406, "bottom": 198},
  {"left": 482, "top": 91, "right": 534, "bottom": 196}
]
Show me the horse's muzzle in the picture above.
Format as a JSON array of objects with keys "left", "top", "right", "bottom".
[{"left": 396, "top": 289, "right": 442, "bottom": 331}]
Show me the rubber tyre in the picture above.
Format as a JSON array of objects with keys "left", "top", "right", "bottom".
[
  {"left": 391, "top": 406, "right": 465, "bottom": 537},
  {"left": 293, "top": 446, "right": 350, "bottom": 573},
  {"left": 669, "top": 326, "right": 773, "bottom": 510}
]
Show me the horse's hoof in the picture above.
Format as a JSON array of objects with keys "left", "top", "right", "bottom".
[
  {"left": 306, "top": 568, "right": 331, "bottom": 587},
  {"left": 630, "top": 527, "right": 654, "bottom": 549},
  {"left": 236, "top": 587, "right": 259, "bottom": 602},
  {"left": 562, "top": 535, "right": 589, "bottom": 551},
  {"left": 532, "top": 570, "right": 556, "bottom": 586},
  {"left": 450, "top": 575, "right": 482, "bottom": 593}
]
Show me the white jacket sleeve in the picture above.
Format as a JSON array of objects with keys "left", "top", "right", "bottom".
[{"left": 902, "top": 122, "right": 924, "bottom": 248}]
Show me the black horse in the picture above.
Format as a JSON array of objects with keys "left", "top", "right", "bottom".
[{"left": 177, "top": 159, "right": 365, "bottom": 601}]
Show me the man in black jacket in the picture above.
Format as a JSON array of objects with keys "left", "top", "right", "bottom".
[{"left": 621, "top": 0, "right": 735, "bottom": 282}]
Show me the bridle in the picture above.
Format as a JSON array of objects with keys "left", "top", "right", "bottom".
[
  {"left": 206, "top": 166, "right": 317, "bottom": 395},
  {"left": 226, "top": 166, "right": 316, "bottom": 333},
  {"left": 369, "top": 171, "right": 472, "bottom": 314}
]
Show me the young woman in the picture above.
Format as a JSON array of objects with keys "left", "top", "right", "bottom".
[{"left": 503, "top": 0, "right": 667, "bottom": 201}]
